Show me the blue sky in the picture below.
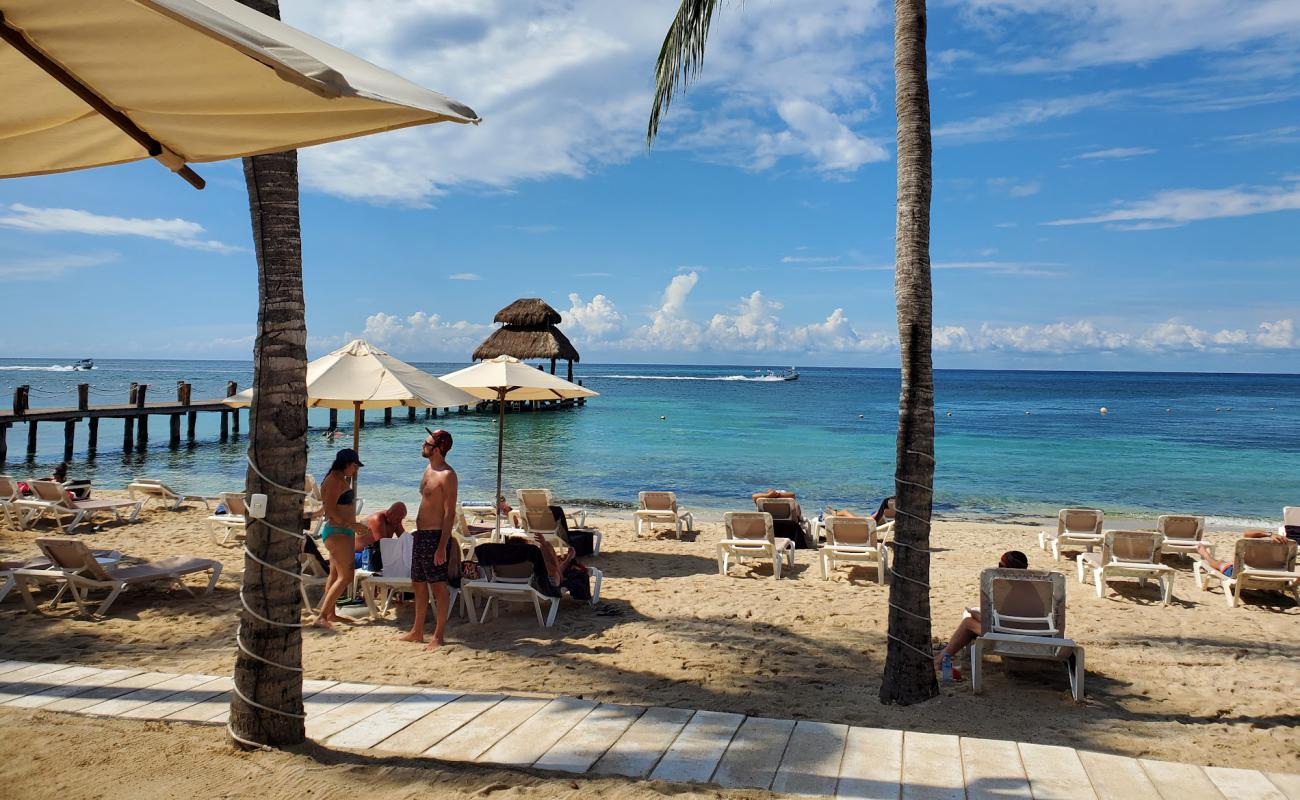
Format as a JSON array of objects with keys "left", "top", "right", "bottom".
[{"left": 1, "top": 0, "right": 1297, "bottom": 372}]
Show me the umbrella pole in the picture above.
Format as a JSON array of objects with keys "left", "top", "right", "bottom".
[
  {"left": 352, "top": 401, "right": 362, "bottom": 490},
  {"left": 495, "top": 387, "right": 506, "bottom": 539}
]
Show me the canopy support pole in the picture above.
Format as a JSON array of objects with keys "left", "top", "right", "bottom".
[
  {"left": 495, "top": 387, "right": 506, "bottom": 539},
  {"left": 0, "top": 11, "right": 206, "bottom": 190},
  {"left": 352, "top": 401, "right": 361, "bottom": 453}
]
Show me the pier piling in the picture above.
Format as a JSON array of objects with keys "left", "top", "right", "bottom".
[
  {"left": 187, "top": 412, "right": 197, "bottom": 442},
  {"left": 77, "top": 383, "right": 89, "bottom": 411},
  {"left": 226, "top": 382, "right": 239, "bottom": 436},
  {"left": 135, "top": 384, "right": 149, "bottom": 451},
  {"left": 408, "top": 407, "right": 416, "bottom": 422},
  {"left": 27, "top": 420, "right": 38, "bottom": 457},
  {"left": 384, "top": 408, "right": 392, "bottom": 425},
  {"left": 328, "top": 409, "right": 338, "bottom": 430},
  {"left": 87, "top": 418, "right": 98, "bottom": 456},
  {"left": 63, "top": 420, "right": 76, "bottom": 461},
  {"left": 0, "top": 423, "right": 8, "bottom": 463},
  {"left": 219, "top": 412, "right": 228, "bottom": 442}
]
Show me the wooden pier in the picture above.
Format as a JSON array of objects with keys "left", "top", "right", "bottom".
[{"left": 0, "top": 381, "right": 242, "bottom": 464}]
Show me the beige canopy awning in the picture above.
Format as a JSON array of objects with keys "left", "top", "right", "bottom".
[
  {"left": 441, "top": 355, "right": 599, "bottom": 402},
  {"left": 0, "top": 0, "right": 479, "bottom": 187},
  {"left": 226, "top": 339, "right": 479, "bottom": 411}
]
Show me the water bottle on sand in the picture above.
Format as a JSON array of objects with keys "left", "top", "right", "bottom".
[{"left": 941, "top": 653, "right": 952, "bottom": 684}]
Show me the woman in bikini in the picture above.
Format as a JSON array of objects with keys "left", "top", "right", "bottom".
[{"left": 315, "top": 448, "right": 368, "bottom": 629}]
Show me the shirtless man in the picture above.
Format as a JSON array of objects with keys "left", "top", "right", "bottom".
[{"left": 397, "top": 429, "right": 459, "bottom": 650}]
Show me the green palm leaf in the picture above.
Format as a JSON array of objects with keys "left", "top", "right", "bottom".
[{"left": 647, "top": 0, "right": 722, "bottom": 146}]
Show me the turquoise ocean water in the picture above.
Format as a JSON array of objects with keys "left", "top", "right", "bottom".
[{"left": 2, "top": 359, "right": 1297, "bottom": 525}]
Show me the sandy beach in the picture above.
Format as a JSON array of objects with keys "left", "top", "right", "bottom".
[{"left": 1, "top": 495, "right": 1297, "bottom": 787}]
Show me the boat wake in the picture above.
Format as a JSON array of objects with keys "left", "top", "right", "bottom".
[
  {"left": 0, "top": 364, "right": 80, "bottom": 372},
  {"left": 591, "top": 374, "right": 787, "bottom": 382}
]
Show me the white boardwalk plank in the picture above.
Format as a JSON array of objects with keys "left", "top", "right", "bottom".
[
  {"left": 713, "top": 716, "right": 796, "bottom": 790},
  {"left": 534, "top": 703, "right": 645, "bottom": 774},
  {"left": 375, "top": 693, "right": 502, "bottom": 755},
  {"left": 1140, "top": 759, "right": 1225, "bottom": 800},
  {"left": 1267, "top": 773, "right": 1300, "bottom": 800},
  {"left": 204, "top": 678, "right": 337, "bottom": 725},
  {"left": 771, "top": 720, "right": 849, "bottom": 797},
  {"left": 1078, "top": 750, "right": 1159, "bottom": 799},
  {"left": 0, "top": 663, "right": 79, "bottom": 702},
  {"left": 838, "top": 726, "right": 903, "bottom": 800},
  {"left": 164, "top": 677, "right": 234, "bottom": 722},
  {"left": 649, "top": 710, "right": 746, "bottom": 784},
  {"left": 306, "top": 685, "right": 412, "bottom": 741},
  {"left": 0, "top": 666, "right": 102, "bottom": 706},
  {"left": 121, "top": 676, "right": 232, "bottom": 719},
  {"left": 1205, "top": 767, "right": 1287, "bottom": 800},
  {"left": 327, "top": 689, "right": 460, "bottom": 750},
  {"left": 304, "top": 682, "right": 378, "bottom": 721},
  {"left": 592, "top": 706, "right": 695, "bottom": 778},
  {"left": 961, "top": 736, "right": 1031, "bottom": 800},
  {"left": 44, "top": 671, "right": 177, "bottom": 713},
  {"left": 6, "top": 668, "right": 137, "bottom": 709},
  {"left": 79, "top": 673, "right": 213, "bottom": 717},
  {"left": 0, "top": 660, "right": 38, "bottom": 677},
  {"left": 1019, "top": 743, "right": 1099, "bottom": 800},
  {"left": 478, "top": 696, "right": 598, "bottom": 766},
  {"left": 901, "top": 731, "right": 965, "bottom": 800},
  {"left": 426, "top": 695, "right": 550, "bottom": 761}
]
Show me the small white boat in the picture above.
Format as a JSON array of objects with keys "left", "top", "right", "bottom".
[
  {"left": 781, "top": 367, "right": 799, "bottom": 381},
  {"left": 74, "top": 358, "right": 94, "bottom": 370}
]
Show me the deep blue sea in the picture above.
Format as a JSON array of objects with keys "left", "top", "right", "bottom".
[{"left": 2, "top": 359, "right": 1297, "bottom": 525}]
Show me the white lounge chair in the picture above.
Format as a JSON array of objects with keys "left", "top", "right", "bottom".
[
  {"left": 515, "top": 500, "right": 602, "bottom": 556},
  {"left": 1158, "top": 514, "right": 1210, "bottom": 560},
  {"left": 454, "top": 503, "right": 498, "bottom": 549},
  {"left": 516, "top": 488, "right": 586, "bottom": 529},
  {"left": 754, "top": 496, "right": 812, "bottom": 548},
  {"left": 0, "top": 475, "right": 21, "bottom": 529},
  {"left": 16, "top": 537, "right": 221, "bottom": 616},
  {"left": 972, "top": 568, "right": 1085, "bottom": 702},
  {"left": 1194, "top": 537, "right": 1300, "bottom": 608},
  {"left": 461, "top": 544, "right": 602, "bottom": 628},
  {"left": 205, "top": 492, "right": 248, "bottom": 546},
  {"left": 1077, "top": 530, "right": 1176, "bottom": 604},
  {"left": 1038, "top": 508, "right": 1104, "bottom": 561},
  {"left": 634, "top": 491, "right": 695, "bottom": 539},
  {"left": 1, "top": 548, "right": 121, "bottom": 605},
  {"left": 718, "top": 511, "right": 795, "bottom": 580},
  {"left": 13, "top": 480, "right": 143, "bottom": 533},
  {"left": 127, "top": 479, "right": 219, "bottom": 511},
  {"left": 1280, "top": 506, "right": 1299, "bottom": 539},
  {"left": 819, "top": 515, "right": 888, "bottom": 583}
]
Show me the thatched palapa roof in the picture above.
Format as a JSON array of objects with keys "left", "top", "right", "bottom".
[
  {"left": 474, "top": 298, "right": 580, "bottom": 363},
  {"left": 494, "top": 298, "right": 562, "bottom": 326}
]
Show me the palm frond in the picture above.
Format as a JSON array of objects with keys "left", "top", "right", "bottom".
[{"left": 647, "top": 0, "right": 722, "bottom": 147}]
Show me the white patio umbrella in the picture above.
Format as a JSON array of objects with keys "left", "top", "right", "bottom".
[
  {"left": 440, "top": 355, "right": 598, "bottom": 536},
  {"left": 225, "top": 339, "right": 479, "bottom": 453},
  {"left": 0, "top": 0, "right": 478, "bottom": 189}
]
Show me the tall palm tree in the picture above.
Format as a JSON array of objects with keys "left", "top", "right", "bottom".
[
  {"left": 228, "top": 0, "right": 309, "bottom": 748},
  {"left": 649, "top": 0, "right": 937, "bottom": 704}
]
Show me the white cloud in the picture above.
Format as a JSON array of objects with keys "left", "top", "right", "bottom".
[
  {"left": 565, "top": 293, "right": 626, "bottom": 340},
  {"left": 277, "top": 0, "right": 892, "bottom": 203},
  {"left": 987, "top": 177, "right": 1041, "bottom": 197},
  {"left": 935, "top": 318, "right": 1299, "bottom": 355},
  {"left": 706, "top": 291, "right": 785, "bottom": 351},
  {"left": 448, "top": 273, "right": 482, "bottom": 281},
  {"left": 0, "top": 204, "right": 243, "bottom": 254},
  {"left": 351, "top": 311, "right": 494, "bottom": 357},
  {"left": 782, "top": 255, "right": 840, "bottom": 264},
  {"left": 638, "top": 271, "right": 703, "bottom": 349},
  {"left": 1215, "top": 126, "right": 1300, "bottom": 146},
  {"left": 934, "top": 92, "right": 1120, "bottom": 140},
  {"left": 951, "top": 0, "right": 1300, "bottom": 73},
  {"left": 1047, "top": 180, "right": 1300, "bottom": 229},
  {"left": 807, "top": 261, "right": 1062, "bottom": 276},
  {"left": 788, "top": 308, "right": 895, "bottom": 352},
  {"left": 0, "top": 252, "right": 120, "bottom": 281},
  {"left": 1076, "top": 147, "right": 1156, "bottom": 160},
  {"left": 1255, "top": 319, "right": 1298, "bottom": 349}
]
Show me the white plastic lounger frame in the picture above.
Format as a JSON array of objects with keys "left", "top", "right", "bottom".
[
  {"left": 1194, "top": 537, "right": 1300, "bottom": 608},
  {"left": 634, "top": 491, "right": 695, "bottom": 539},
  {"left": 13, "top": 480, "right": 142, "bottom": 532},
  {"left": 1280, "top": 506, "right": 1299, "bottom": 538},
  {"left": 0, "top": 475, "right": 21, "bottom": 529},
  {"left": 205, "top": 492, "right": 249, "bottom": 546},
  {"left": 357, "top": 535, "right": 459, "bottom": 621},
  {"left": 461, "top": 560, "right": 602, "bottom": 629},
  {"left": 127, "top": 479, "right": 218, "bottom": 511},
  {"left": 718, "top": 511, "right": 795, "bottom": 580},
  {"left": 1158, "top": 514, "right": 1210, "bottom": 560},
  {"left": 517, "top": 488, "right": 586, "bottom": 529},
  {"left": 26, "top": 537, "right": 221, "bottom": 616},
  {"left": 1077, "top": 530, "right": 1176, "bottom": 604},
  {"left": 819, "top": 515, "right": 888, "bottom": 584},
  {"left": 972, "top": 568, "right": 1085, "bottom": 702},
  {"left": 1038, "top": 508, "right": 1104, "bottom": 561},
  {"left": 515, "top": 500, "right": 602, "bottom": 555}
]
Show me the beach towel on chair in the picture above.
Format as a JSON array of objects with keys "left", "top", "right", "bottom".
[
  {"left": 474, "top": 542, "right": 562, "bottom": 598},
  {"left": 548, "top": 504, "right": 596, "bottom": 556}
]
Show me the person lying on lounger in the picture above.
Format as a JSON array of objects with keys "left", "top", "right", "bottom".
[
  {"left": 933, "top": 550, "right": 1029, "bottom": 670},
  {"left": 1196, "top": 530, "right": 1286, "bottom": 577},
  {"left": 752, "top": 488, "right": 803, "bottom": 518}
]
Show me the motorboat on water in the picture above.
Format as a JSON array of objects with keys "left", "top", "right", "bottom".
[
  {"left": 756, "top": 367, "right": 799, "bottom": 381},
  {"left": 74, "top": 358, "right": 94, "bottom": 370}
]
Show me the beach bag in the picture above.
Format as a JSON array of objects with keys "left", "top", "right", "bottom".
[
  {"left": 548, "top": 505, "right": 595, "bottom": 556},
  {"left": 561, "top": 561, "right": 591, "bottom": 602},
  {"left": 461, "top": 560, "right": 482, "bottom": 581}
]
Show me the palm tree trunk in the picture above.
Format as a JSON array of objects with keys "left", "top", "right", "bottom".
[
  {"left": 880, "top": 0, "right": 938, "bottom": 706},
  {"left": 227, "top": 0, "right": 308, "bottom": 749}
]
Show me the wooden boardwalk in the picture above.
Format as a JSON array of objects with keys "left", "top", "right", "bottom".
[{"left": 0, "top": 659, "right": 1294, "bottom": 798}]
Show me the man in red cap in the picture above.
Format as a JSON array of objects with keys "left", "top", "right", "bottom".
[{"left": 398, "top": 428, "right": 459, "bottom": 650}]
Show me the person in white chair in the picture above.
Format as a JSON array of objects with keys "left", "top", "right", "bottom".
[{"left": 933, "top": 550, "right": 1029, "bottom": 670}]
